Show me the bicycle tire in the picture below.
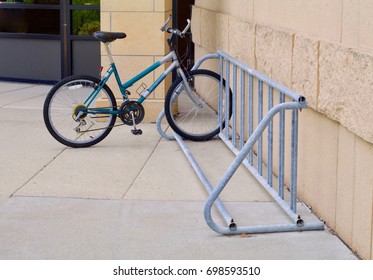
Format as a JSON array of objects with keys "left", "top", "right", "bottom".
[
  {"left": 43, "top": 75, "right": 117, "bottom": 148},
  {"left": 164, "top": 69, "right": 232, "bottom": 141}
]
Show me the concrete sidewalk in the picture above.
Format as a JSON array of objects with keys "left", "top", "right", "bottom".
[{"left": 0, "top": 82, "right": 357, "bottom": 259}]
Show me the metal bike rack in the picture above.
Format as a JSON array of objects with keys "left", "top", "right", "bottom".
[{"left": 156, "top": 51, "right": 324, "bottom": 234}]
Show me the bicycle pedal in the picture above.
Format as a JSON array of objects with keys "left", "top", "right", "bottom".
[{"left": 131, "top": 129, "right": 143, "bottom": 135}]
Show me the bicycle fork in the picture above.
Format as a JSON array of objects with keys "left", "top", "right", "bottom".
[{"left": 176, "top": 68, "right": 204, "bottom": 108}]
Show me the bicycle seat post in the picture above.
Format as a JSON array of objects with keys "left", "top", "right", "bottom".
[{"left": 103, "top": 43, "right": 115, "bottom": 64}]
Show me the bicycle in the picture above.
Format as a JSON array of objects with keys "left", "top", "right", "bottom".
[{"left": 43, "top": 16, "right": 232, "bottom": 148}]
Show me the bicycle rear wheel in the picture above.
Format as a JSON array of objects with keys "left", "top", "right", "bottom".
[
  {"left": 164, "top": 69, "right": 232, "bottom": 141},
  {"left": 43, "top": 75, "right": 117, "bottom": 148}
]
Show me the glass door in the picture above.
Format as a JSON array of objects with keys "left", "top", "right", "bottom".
[{"left": 62, "top": 0, "right": 100, "bottom": 78}]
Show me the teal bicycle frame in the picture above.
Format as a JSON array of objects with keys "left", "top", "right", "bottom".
[{"left": 82, "top": 42, "right": 190, "bottom": 117}]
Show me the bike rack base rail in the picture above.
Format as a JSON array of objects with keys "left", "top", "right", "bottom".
[{"left": 156, "top": 51, "right": 324, "bottom": 235}]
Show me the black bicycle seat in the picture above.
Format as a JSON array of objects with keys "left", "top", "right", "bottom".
[{"left": 93, "top": 31, "right": 127, "bottom": 43}]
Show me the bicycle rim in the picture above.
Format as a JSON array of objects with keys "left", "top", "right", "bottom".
[
  {"left": 45, "top": 78, "right": 116, "bottom": 147},
  {"left": 166, "top": 70, "right": 229, "bottom": 141}
]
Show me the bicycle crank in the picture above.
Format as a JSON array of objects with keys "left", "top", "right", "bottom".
[{"left": 119, "top": 101, "right": 145, "bottom": 135}]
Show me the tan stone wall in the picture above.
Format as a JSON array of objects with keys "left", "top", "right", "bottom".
[
  {"left": 193, "top": 0, "right": 373, "bottom": 259},
  {"left": 100, "top": 0, "right": 172, "bottom": 122}
]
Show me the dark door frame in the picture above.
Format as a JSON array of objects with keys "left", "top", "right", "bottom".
[
  {"left": 172, "top": 0, "right": 195, "bottom": 81},
  {"left": 61, "top": 2, "right": 100, "bottom": 78}
]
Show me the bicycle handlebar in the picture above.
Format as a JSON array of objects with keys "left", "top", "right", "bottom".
[
  {"left": 161, "top": 15, "right": 191, "bottom": 38},
  {"left": 160, "top": 15, "right": 172, "bottom": 32}
]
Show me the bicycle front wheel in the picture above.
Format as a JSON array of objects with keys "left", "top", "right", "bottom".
[
  {"left": 43, "top": 75, "right": 117, "bottom": 148},
  {"left": 164, "top": 69, "right": 232, "bottom": 141}
]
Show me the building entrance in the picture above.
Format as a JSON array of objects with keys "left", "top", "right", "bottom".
[{"left": 0, "top": 0, "right": 100, "bottom": 83}]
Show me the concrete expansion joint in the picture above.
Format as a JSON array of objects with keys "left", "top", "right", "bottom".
[
  {"left": 11, "top": 148, "right": 68, "bottom": 198},
  {"left": 120, "top": 136, "right": 163, "bottom": 200}
]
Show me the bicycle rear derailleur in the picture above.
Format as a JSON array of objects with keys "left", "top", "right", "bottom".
[{"left": 119, "top": 101, "right": 145, "bottom": 135}]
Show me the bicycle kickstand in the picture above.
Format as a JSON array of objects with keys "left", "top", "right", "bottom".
[{"left": 130, "top": 111, "right": 143, "bottom": 135}]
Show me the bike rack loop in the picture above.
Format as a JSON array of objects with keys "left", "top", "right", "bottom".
[{"left": 156, "top": 51, "right": 325, "bottom": 234}]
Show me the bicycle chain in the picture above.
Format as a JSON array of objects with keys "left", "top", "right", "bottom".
[
  {"left": 74, "top": 106, "right": 125, "bottom": 133},
  {"left": 78, "top": 123, "right": 125, "bottom": 133}
]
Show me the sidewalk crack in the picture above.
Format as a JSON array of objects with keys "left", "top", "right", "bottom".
[
  {"left": 11, "top": 147, "right": 68, "bottom": 198},
  {"left": 120, "top": 136, "right": 164, "bottom": 199}
]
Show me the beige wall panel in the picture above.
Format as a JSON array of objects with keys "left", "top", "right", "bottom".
[
  {"left": 352, "top": 136, "right": 373, "bottom": 259},
  {"left": 191, "top": 6, "right": 202, "bottom": 46},
  {"left": 253, "top": 0, "right": 343, "bottom": 43},
  {"left": 195, "top": 0, "right": 254, "bottom": 21},
  {"left": 199, "top": 9, "right": 229, "bottom": 53},
  {"left": 341, "top": 0, "right": 359, "bottom": 48},
  {"left": 255, "top": 25, "right": 293, "bottom": 87},
  {"left": 292, "top": 35, "right": 319, "bottom": 110},
  {"left": 318, "top": 42, "right": 373, "bottom": 144},
  {"left": 100, "top": 12, "right": 111, "bottom": 32},
  {"left": 111, "top": 13, "right": 167, "bottom": 56},
  {"left": 200, "top": 8, "right": 216, "bottom": 52},
  {"left": 101, "top": 0, "right": 153, "bottom": 12},
  {"left": 359, "top": 0, "right": 373, "bottom": 52},
  {"left": 336, "top": 125, "right": 355, "bottom": 245},
  {"left": 194, "top": 44, "right": 220, "bottom": 73},
  {"left": 228, "top": 18, "right": 255, "bottom": 67},
  {"left": 221, "top": 0, "right": 254, "bottom": 22},
  {"left": 216, "top": 13, "right": 229, "bottom": 53},
  {"left": 154, "top": 0, "right": 172, "bottom": 12},
  {"left": 194, "top": 0, "right": 221, "bottom": 12},
  {"left": 298, "top": 108, "right": 338, "bottom": 228}
]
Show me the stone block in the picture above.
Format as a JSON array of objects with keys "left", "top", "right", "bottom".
[
  {"left": 195, "top": 0, "right": 254, "bottom": 22},
  {"left": 100, "top": 12, "right": 110, "bottom": 32},
  {"left": 228, "top": 17, "right": 255, "bottom": 67},
  {"left": 216, "top": 13, "right": 229, "bottom": 53},
  {"left": 200, "top": 9, "right": 217, "bottom": 52},
  {"left": 194, "top": 0, "right": 220, "bottom": 12},
  {"left": 111, "top": 12, "right": 167, "bottom": 56},
  {"left": 221, "top": 0, "right": 254, "bottom": 22},
  {"left": 254, "top": 0, "right": 342, "bottom": 43},
  {"left": 154, "top": 0, "right": 172, "bottom": 12},
  {"left": 319, "top": 42, "right": 373, "bottom": 144},
  {"left": 199, "top": 9, "right": 229, "bottom": 53},
  {"left": 101, "top": 0, "right": 153, "bottom": 12},
  {"left": 292, "top": 35, "right": 319, "bottom": 109},
  {"left": 255, "top": 25, "right": 293, "bottom": 87}
]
